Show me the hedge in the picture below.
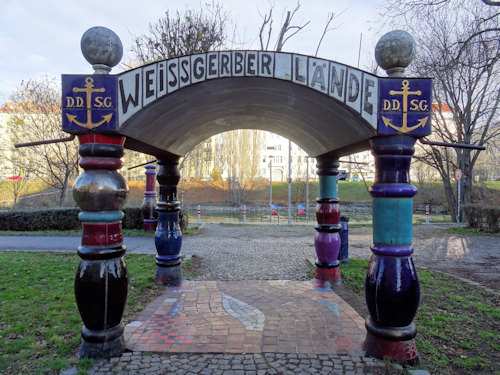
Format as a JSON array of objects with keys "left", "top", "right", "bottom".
[
  {"left": 463, "top": 204, "right": 500, "bottom": 233},
  {"left": 0, "top": 207, "right": 189, "bottom": 232}
]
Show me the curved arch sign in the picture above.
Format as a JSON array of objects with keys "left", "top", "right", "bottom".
[{"left": 62, "top": 50, "right": 432, "bottom": 140}]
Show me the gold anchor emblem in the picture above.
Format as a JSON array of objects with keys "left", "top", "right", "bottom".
[
  {"left": 382, "top": 80, "right": 429, "bottom": 134},
  {"left": 66, "top": 77, "right": 113, "bottom": 129}
]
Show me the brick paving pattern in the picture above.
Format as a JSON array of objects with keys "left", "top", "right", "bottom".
[
  {"left": 124, "top": 280, "right": 365, "bottom": 355},
  {"left": 84, "top": 279, "right": 390, "bottom": 375}
]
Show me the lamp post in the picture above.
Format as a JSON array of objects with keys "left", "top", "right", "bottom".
[
  {"left": 269, "top": 156, "right": 273, "bottom": 223},
  {"left": 306, "top": 156, "right": 310, "bottom": 222},
  {"left": 288, "top": 140, "right": 292, "bottom": 224}
]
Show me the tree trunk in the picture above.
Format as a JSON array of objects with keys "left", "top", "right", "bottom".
[
  {"left": 59, "top": 172, "right": 70, "bottom": 206},
  {"left": 442, "top": 178, "right": 457, "bottom": 222}
]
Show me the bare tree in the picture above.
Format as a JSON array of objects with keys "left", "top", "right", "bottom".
[
  {"left": 3, "top": 176, "right": 28, "bottom": 208},
  {"left": 8, "top": 78, "right": 79, "bottom": 206},
  {"left": 381, "top": 0, "right": 500, "bottom": 221},
  {"left": 128, "top": 1, "right": 231, "bottom": 65},
  {"left": 258, "top": 1, "right": 341, "bottom": 54},
  {"left": 219, "top": 130, "right": 263, "bottom": 205},
  {"left": 382, "top": 0, "right": 499, "bottom": 61}
]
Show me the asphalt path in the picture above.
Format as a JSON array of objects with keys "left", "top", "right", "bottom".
[{"left": 0, "top": 235, "right": 156, "bottom": 253}]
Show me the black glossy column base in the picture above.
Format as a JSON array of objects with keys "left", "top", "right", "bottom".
[
  {"left": 79, "top": 325, "right": 125, "bottom": 358},
  {"left": 79, "top": 336, "right": 125, "bottom": 359},
  {"left": 154, "top": 258, "right": 183, "bottom": 286}
]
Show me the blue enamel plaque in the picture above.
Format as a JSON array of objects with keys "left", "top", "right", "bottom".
[
  {"left": 378, "top": 78, "right": 432, "bottom": 136},
  {"left": 62, "top": 75, "right": 118, "bottom": 133}
]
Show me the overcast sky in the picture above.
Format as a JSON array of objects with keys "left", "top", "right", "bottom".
[{"left": 0, "top": 0, "right": 386, "bottom": 105}]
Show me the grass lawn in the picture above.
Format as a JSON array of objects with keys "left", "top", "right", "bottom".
[
  {"left": 448, "top": 226, "right": 500, "bottom": 237},
  {"left": 0, "top": 252, "right": 200, "bottom": 375},
  {"left": 340, "top": 259, "right": 500, "bottom": 375}
]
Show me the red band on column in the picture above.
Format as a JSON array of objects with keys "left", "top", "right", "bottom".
[
  {"left": 78, "top": 134, "right": 126, "bottom": 146},
  {"left": 82, "top": 222, "right": 123, "bottom": 246},
  {"left": 79, "top": 157, "right": 123, "bottom": 170}
]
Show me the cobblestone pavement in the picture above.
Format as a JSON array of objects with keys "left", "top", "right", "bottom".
[
  {"left": 88, "top": 352, "right": 387, "bottom": 375},
  {"left": 179, "top": 223, "right": 500, "bottom": 291},
  {"left": 86, "top": 279, "right": 388, "bottom": 375}
]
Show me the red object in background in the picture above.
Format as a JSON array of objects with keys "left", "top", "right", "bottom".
[{"left": 7, "top": 176, "right": 22, "bottom": 180}]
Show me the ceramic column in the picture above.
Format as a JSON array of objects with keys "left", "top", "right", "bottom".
[
  {"left": 72, "top": 134, "right": 129, "bottom": 358},
  {"left": 142, "top": 164, "right": 158, "bottom": 231},
  {"left": 313, "top": 155, "right": 342, "bottom": 285},
  {"left": 363, "top": 135, "right": 420, "bottom": 365},
  {"left": 154, "top": 156, "right": 183, "bottom": 285}
]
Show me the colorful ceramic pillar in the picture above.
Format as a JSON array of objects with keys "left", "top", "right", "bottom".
[
  {"left": 73, "top": 134, "right": 129, "bottom": 358},
  {"left": 362, "top": 29, "right": 433, "bottom": 366},
  {"left": 363, "top": 135, "right": 420, "bottom": 365},
  {"left": 313, "top": 155, "right": 342, "bottom": 285},
  {"left": 142, "top": 164, "right": 158, "bottom": 231},
  {"left": 154, "top": 157, "right": 183, "bottom": 285}
]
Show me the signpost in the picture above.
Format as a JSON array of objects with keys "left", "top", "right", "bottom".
[{"left": 455, "top": 169, "right": 462, "bottom": 224}]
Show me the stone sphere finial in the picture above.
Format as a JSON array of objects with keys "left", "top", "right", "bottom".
[
  {"left": 80, "top": 26, "right": 123, "bottom": 74},
  {"left": 375, "top": 30, "right": 416, "bottom": 77}
]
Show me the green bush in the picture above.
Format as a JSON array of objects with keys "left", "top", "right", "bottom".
[
  {"left": 0, "top": 208, "right": 80, "bottom": 231},
  {"left": 463, "top": 204, "right": 500, "bottom": 233},
  {"left": 0, "top": 206, "right": 189, "bottom": 232},
  {"left": 463, "top": 204, "right": 483, "bottom": 229},
  {"left": 483, "top": 206, "right": 500, "bottom": 233},
  {"left": 122, "top": 207, "right": 143, "bottom": 229}
]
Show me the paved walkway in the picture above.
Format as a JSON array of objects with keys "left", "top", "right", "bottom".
[
  {"left": 124, "top": 280, "right": 365, "bottom": 355},
  {"left": 88, "top": 280, "right": 387, "bottom": 375}
]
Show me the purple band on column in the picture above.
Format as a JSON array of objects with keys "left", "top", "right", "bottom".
[
  {"left": 369, "top": 185, "right": 418, "bottom": 198},
  {"left": 371, "top": 244, "right": 414, "bottom": 257}
]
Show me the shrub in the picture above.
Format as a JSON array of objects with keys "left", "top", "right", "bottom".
[
  {"left": 462, "top": 204, "right": 500, "bottom": 233},
  {"left": 122, "top": 207, "right": 143, "bottom": 229},
  {"left": 463, "top": 204, "right": 483, "bottom": 230},
  {"left": 482, "top": 206, "right": 500, "bottom": 233},
  {"left": 0, "top": 208, "right": 80, "bottom": 231},
  {"left": 0, "top": 206, "right": 189, "bottom": 232}
]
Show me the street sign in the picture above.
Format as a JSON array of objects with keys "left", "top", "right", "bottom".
[{"left": 454, "top": 169, "right": 462, "bottom": 181}]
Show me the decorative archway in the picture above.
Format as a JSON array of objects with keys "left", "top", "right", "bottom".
[{"left": 63, "top": 27, "right": 431, "bottom": 366}]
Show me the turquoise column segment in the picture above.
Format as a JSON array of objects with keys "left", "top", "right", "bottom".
[
  {"left": 319, "top": 175, "right": 337, "bottom": 199},
  {"left": 373, "top": 197, "right": 413, "bottom": 245},
  {"left": 78, "top": 210, "right": 125, "bottom": 223}
]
